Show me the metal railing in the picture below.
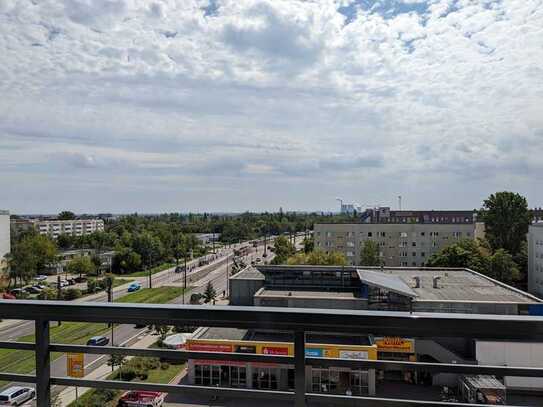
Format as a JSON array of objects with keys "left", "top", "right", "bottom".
[{"left": 1, "top": 299, "right": 543, "bottom": 406}]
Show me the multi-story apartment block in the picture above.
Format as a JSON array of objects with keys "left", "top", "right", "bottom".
[
  {"left": 11, "top": 218, "right": 104, "bottom": 239},
  {"left": 314, "top": 219, "right": 483, "bottom": 267},
  {"left": 358, "top": 207, "right": 476, "bottom": 224},
  {"left": 0, "top": 210, "right": 10, "bottom": 271},
  {"left": 528, "top": 223, "right": 543, "bottom": 298}
]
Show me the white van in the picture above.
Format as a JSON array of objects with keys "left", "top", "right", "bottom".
[{"left": 0, "top": 387, "right": 35, "bottom": 406}]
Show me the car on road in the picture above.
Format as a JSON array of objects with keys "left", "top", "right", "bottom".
[
  {"left": 86, "top": 336, "right": 109, "bottom": 346},
  {"left": 34, "top": 275, "right": 47, "bottom": 282},
  {"left": 127, "top": 282, "right": 142, "bottom": 292},
  {"left": 1, "top": 292, "right": 16, "bottom": 300},
  {"left": 9, "top": 288, "right": 24, "bottom": 298},
  {"left": 0, "top": 386, "right": 35, "bottom": 406}
]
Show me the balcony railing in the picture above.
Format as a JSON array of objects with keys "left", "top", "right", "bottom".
[{"left": 1, "top": 299, "right": 543, "bottom": 406}]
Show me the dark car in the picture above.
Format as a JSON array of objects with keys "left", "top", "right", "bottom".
[{"left": 86, "top": 336, "right": 109, "bottom": 346}]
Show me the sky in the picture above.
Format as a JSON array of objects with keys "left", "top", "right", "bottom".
[{"left": 0, "top": 0, "right": 542, "bottom": 214}]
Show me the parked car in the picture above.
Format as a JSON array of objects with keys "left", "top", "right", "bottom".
[
  {"left": 9, "top": 288, "right": 24, "bottom": 297},
  {"left": 59, "top": 280, "right": 69, "bottom": 288},
  {"left": 118, "top": 391, "right": 165, "bottom": 407},
  {"left": 74, "top": 276, "right": 87, "bottom": 283},
  {"left": 25, "top": 286, "right": 42, "bottom": 294},
  {"left": 66, "top": 278, "right": 76, "bottom": 285},
  {"left": 0, "top": 386, "right": 35, "bottom": 406},
  {"left": 86, "top": 336, "right": 109, "bottom": 346},
  {"left": 34, "top": 275, "right": 47, "bottom": 282},
  {"left": 127, "top": 282, "right": 142, "bottom": 292}
]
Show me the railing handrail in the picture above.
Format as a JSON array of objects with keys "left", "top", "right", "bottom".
[{"left": 1, "top": 299, "right": 543, "bottom": 339}]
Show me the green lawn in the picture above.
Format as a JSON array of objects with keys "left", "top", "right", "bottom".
[
  {"left": 116, "top": 287, "right": 185, "bottom": 304},
  {"left": 117, "top": 262, "right": 175, "bottom": 278}
]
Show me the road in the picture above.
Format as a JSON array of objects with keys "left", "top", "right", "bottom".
[{"left": 0, "top": 236, "right": 295, "bottom": 396}]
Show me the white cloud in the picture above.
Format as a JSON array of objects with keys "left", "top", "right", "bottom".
[{"left": 0, "top": 0, "right": 542, "bottom": 212}]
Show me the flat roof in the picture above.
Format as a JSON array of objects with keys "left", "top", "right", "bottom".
[
  {"left": 375, "top": 268, "right": 540, "bottom": 304},
  {"left": 194, "top": 327, "right": 371, "bottom": 346},
  {"left": 255, "top": 289, "right": 361, "bottom": 301}
]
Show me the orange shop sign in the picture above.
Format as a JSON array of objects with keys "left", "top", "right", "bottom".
[
  {"left": 261, "top": 346, "right": 289, "bottom": 355},
  {"left": 375, "top": 337, "right": 413, "bottom": 352},
  {"left": 188, "top": 343, "right": 233, "bottom": 352}
]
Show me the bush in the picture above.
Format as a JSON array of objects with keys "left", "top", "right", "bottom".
[
  {"left": 38, "top": 288, "right": 58, "bottom": 300},
  {"left": 62, "top": 288, "right": 82, "bottom": 301},
  {"left": 86, "top": 278, "right": 98, "bottom": 294},
  {"left": 160, "top": 362, "right": 170, "bottom": 370},
  {"left": 144, "top": 357, "right": 160, "bottom": 370}
]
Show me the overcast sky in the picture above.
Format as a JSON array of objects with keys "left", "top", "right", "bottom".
[{"left": 1, "top": 0, "right": 542, "bottom": 214}]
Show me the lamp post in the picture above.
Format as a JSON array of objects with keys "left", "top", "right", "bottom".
[{"left": 183, "top": 252, "right": 187, "bottom": 304}]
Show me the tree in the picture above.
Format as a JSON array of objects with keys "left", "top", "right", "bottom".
[
  {"left": 203, "top": 281, "right": 217, "bottom": 303},
  {"left": 66, "top": 256, "right": 96, "bottom": 279},
  {"left": 8, "top": 234, "right": 57, "bottom": 286},
  {"left": 489, "top": 249, "right": 520, "bottom": 285},
  {"left": 479, "top": 192, "right": 531, "bottom": 256},
  {"left": 287, "top": 250, "right": 347, "bottom": 265},
  {"left": 426, "top": 239, "right": 489, "bottom": 273},
  {"left": 302, "top": 237, "right": 314, "bottom": 254},
  {"left": 149, "top": 325, "right": 171, "bottom": 345},
  {"left": 271, "top": 236, "right": 295, "bottom": 264},
  {"left": 112, "top": 247, "right": 142, "bottom": 274},
  {"left": 360, "top": 241, "right": 381, "bottom": 266},
  {"left": 58, "top": 211, "right": 76, "bottom": 220},
  {"left": 56, "top": 234, "right": 73, "bottom": 250},
  {"left": 107, "top": 354, "right": 127, "bottom": 376}
]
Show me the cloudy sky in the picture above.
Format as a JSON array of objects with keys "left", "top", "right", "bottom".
[{"left": 0, "top": 0, "right": 542, "bottom": 214}]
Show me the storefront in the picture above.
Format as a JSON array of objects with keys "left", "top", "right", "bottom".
[
  {"left": 186, "top": 336, "right": 377, "bottom": 395},
  {"left": 375, "top": 337, "right": 416, "bottom": 382}
]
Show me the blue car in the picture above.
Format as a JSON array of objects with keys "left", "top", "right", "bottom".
[{"left": 127, "top": 282, "right": 142, "bottom": 292}]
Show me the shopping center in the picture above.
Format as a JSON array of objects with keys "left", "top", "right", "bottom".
[{"left": 186, "top": 327, "right": 378, "bottom": 395}]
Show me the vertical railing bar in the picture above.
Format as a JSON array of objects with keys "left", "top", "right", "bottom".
[
  {"left": 294, "top": 329, "right": 306, "bottom": 407},
  {"left": 35, "top": 318, "right": 51, "bottom": 407}
]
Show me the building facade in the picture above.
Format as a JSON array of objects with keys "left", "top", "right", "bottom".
[
  {"left": 314, "top": 222, "right": 482, "bottom": 267},
  {"left": 528, "top": 224, "right": 543, "bottom": 298},
  {"left": 0, "top": 210, "right": 10, "bottom": 272},
  {"left": 11, "top": 218, "right": 104, "bottom": 239}
]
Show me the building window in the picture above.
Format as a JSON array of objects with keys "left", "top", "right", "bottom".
[
  {"left": 368, "top": 232, "right": 373, "bottom": 237},
  {"left": 421, "top": 252, "right": 426, "bottom": 257},
  {"left": 420, "top": 232, "right": 425, "bottom": 236},
  {"left": 412, "top": 252, "right": 417, "bottom": 257},
  {"left": 379, "top": 232, "right": 386, "bottom": 237},
  {"left": 412, "top": 262, "right": 417, "bottom": 266},
  {"left": 412, "top": 242, "right": 416, "bottom": 247},
  {"left": 401, "top": 261, "right": 408, "bottom": 266},
  {"left": 400, "top": 241, "right": 408, "bottom": 247}
]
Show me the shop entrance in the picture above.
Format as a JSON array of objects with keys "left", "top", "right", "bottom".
[
  {"left": 195, "top": 364, "right": 247, "bottom": 388},
  {"left": 253, "top": 367, "right": 278, "bottom": 390}
]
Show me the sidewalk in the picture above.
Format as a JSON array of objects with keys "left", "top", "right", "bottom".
[{"left": 57, "top": 331, "right": 158, "bottom": 406}]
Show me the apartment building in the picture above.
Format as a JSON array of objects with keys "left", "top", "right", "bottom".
[
  {"left": 11, "top": 218, "right": 104, "bottom": 239},
  {"left": 314, "top": 222, "right": 482, "bottom": 267},
  {"left": 528, "top": 224, "right": 543, "bottom": 298},
  {"left": 0, "top": 210, "right": 10, "bottom": 271}
]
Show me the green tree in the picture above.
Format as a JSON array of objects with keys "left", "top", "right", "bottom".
[
  {"left": 426, "top": 239, "right": 489, "bottom": 273},
  {"left": 112, "top": 247, "right": 142, "bottom": 274},
  {"left": 271, "top": 236, "right": 295, "bottom": 264},
  {"left": 58, "top": 211, "right": 76, "bottom": 220},
  {"left": 302, "top": 237, "right": 314, "bottom": 254},
  {"left": 56, "top": 234, "right": 73, "bottom": 250},
  {"left": 489, "top": 249, "right": 520, "bottom": 285},
  {"left": 66, "top": 255, "right": 96, "bottom": 279},
  {"left": 8, "top": 234, "right": 57, "bottom": 286},
  {"left": 479, "top": 192, "right": 531, "bottom": 256},
  {"left": 108, "top": 354, "right": 127, "bottom": 378},
  {"left": 360, "top": 240, "right": 381, "bottom": 266},
  {"left": 287, "top": 250, "right": 347, "bottom": 266},
  {"left": 203, "top": 281, "right": 217, "bottom": 303}
]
